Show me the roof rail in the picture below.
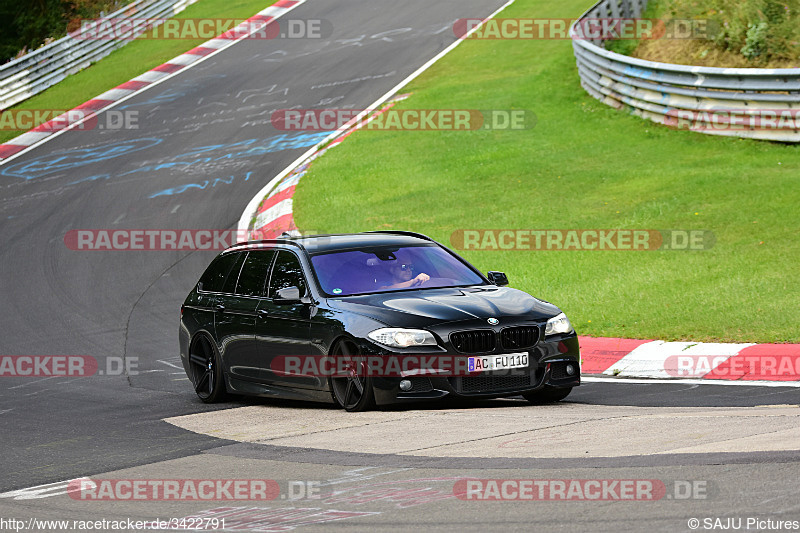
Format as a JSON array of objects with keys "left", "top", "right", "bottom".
[
  {"left": 360, "top": 230, "right": 434, "bottom": 242},
  {"left": 224, "top": 237, "right": 307, "bottom": 252},
  {"left": 223, "top": 231, "right": 433, "bottom": 254}
]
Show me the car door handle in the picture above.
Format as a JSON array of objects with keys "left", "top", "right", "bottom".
[
  {"left": 257, "top": 309, "right": 270, "bottom": 317},
  {"left": 214, "top": 304, "right": 226, "bottom": 312}
]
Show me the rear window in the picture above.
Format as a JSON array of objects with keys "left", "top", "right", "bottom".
[
  {"left": 221, "top": 252, "right": 247, "bottom": 294},
  {"left": 310, "top": 244, "right": 485, "bottom": 296},
  {"left": 198, "top": 252, "right": 241, "bottom": 293},
  {"left": 235, "top": 250, "right": 276, "bottom": 297}
]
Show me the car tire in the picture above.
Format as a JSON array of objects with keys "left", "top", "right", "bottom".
[
  {"left": 329, "top": 339, "right": 375, "bottom": 412},
  {"left": 522, "top": 385, "right": 572, "bottom": 404},
  {"left": 188, "top": 334, "right": 227, "bottom": 403}
]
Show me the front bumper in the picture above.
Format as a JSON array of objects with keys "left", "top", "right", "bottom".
[{"left": 367, "top": 333, "right": 580, "bottom": 405}]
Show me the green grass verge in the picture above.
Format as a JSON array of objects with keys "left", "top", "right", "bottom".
[
  {"left": 1, "top": 0, "right": 278, "bottom": 145},
  {"left": 294, "top": 0, "right": 800, "bottom": 343}
]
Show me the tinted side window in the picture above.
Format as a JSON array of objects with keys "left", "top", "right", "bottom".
[
  {"left": 268, "top": 251, "right": 306, "bottom": 297},
  {"left": 221, "top": 252, "right": 247, "bottom": 294},
  {"left": 235, "top": 250, "right": 276, "bottom": 297},
  {"left": 199, "top": 252, "right": 240, "bottom": 293}
]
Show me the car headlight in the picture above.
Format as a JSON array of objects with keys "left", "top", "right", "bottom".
[
  {"left": 368, "top": 328, "right": 438, "bottom": 348},
  {"left": 545, "top": 313, "right": 573, "bottom": 336}
]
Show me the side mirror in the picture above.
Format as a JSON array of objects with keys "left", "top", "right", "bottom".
[
  {"left": 487, "top": 271, "right": 509, "bottom": 287},
  {"left": 273, "top": 286, "right": 302, "bottom": 304}
]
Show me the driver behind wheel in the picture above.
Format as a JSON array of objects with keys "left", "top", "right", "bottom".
[{"left": 380, "top": 260, "right": 430, "bottom": 289}]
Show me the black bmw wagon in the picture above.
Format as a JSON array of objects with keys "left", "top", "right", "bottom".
[{"left": 179, "top": 231, "right": 580, "bottom": 411}]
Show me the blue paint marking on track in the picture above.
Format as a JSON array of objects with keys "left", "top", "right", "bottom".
[
  {"left": 118, "top": 132, "right": 334, "bottom": 180},
  {"left": 148, "top": 171, "right": 254, "bottom": 198},
  {"left": 128, "top": 133, "right": 332, "bottom": 198},
  {"left": 69, "top": 174, "right": 112, "bottom": 185},
  {"left": 115, "top": 90, "right": 187, "bottom": 111},
  {"left": 115, "top": 76, "right": 229, "bottom": 111},
  {"left": 1, "top": 132, "right": 332, "bottom": 181},
  {"left": 140, "top": 132, "right": 332, "bottom": 198},
  {"left": 1, "top": 138, "right": 164, "bottom": 179},
  {"left": 149, "top": 181, "right": 210, "bottom": 198}
]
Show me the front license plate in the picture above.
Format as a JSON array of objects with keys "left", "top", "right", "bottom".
[{"left": 468, "top": 352, "right": 529, "bottom": 372}]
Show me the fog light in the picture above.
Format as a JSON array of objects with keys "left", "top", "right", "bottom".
[
  {"left": 399, "top": 380, "right": 412, "bottom": 392},
  {"left": 566, "top": 364, "right": 576, "bottom": 376}
]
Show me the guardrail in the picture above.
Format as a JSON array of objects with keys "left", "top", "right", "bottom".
[
  {"left": 0, "top": 0, "right": 197, "bottom": 110},
  {"left": 570, "top": 0, "right": 800, "bottom": 142}
]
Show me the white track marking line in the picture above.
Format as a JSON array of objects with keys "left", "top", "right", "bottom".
[
  {"left": 582, "top": 376, "right": 800, "bottom": 388},
  {"left": 157, "top": 359, "right": 184, "bottom": 369}
]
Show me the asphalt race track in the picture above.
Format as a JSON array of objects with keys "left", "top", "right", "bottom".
[{"left": 1, "top": 1, "right": 799, "bottom": 531}]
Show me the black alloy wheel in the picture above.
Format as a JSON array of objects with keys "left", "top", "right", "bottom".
[
  {"left": 189, "top": 334, "right": 227, "bottom": 403},
  {"left": 329, "top": 339, "right": 375, "bottom": 412}
]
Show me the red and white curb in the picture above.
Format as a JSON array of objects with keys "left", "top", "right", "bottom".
[
  {"left": 580, "top": 336, "right": 800, "bottom": 383},
  {"left": 0, "top": 0, "right": 304, "bottom": 162}
]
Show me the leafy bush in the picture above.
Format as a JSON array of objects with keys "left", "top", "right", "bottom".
[
  {"left": 662, "top": 0, "right": 800, "bottom": 64},
  {"left": 741, "top": 21, "right": 769, "bottom": 60},
  {"left": 0, "top": 0, "right": 134, "bottom": 63}
]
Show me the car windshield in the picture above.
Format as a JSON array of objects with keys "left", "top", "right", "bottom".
[{"left": 310, "top": 244, "right": 486, "bottom": 296}]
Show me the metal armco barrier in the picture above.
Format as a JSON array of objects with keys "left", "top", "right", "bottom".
[
  {"left": 570, "top": 0, "right": 800, "bottom": 142},
  {"left": 0, "top": 0, "right": 197, "bottom": 110}
]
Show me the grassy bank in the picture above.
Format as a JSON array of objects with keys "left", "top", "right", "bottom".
[
  {"left": 609, "top": 0, "right": 800, "bottom": 67},
  {"left": 294, "top": 0, "right": 800, "bottom": 342}
]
